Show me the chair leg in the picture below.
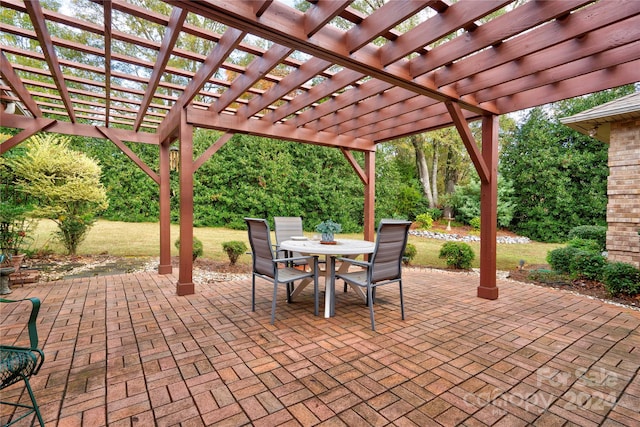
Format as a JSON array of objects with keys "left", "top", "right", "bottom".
[
  {"left": 368, "top": 285, "right": 376, "bottom": 331},
  {"left": 286, "top": 282, "right": 293, "bottom": 303},
  {"left": 24, "top": 377, "right": 45, "bottom": 427},
  {"left": 399, "top": 280, "right": 405, "bottom": 320},
  {"left": 251, "top": 275, "right": 256, "bottom": 312},
  {"left": 314, "top": 275, "right": 319, "bottom": 316},
  {"left": 365, "top": 287, "right": 376, "bottom": 306},
  {"left": 314, "top": 258, "right": 319, "bottom": 316},
  {"left": 1, "top": 376, "right": 44, "bottom": 427},
  {"left": 270, "top": 281, "right": 278, "bottom": 324}
]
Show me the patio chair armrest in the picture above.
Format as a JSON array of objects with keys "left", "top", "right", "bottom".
[
  {"left": 334, "top": 257, "right": 371, "bottom": 269},
  {"left": 0, "top": 298, "right": 41, "bottom": 349}
]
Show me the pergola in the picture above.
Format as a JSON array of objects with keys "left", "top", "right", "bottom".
[{"left": 1, "top": 0, "right": 638, "bottom": 298}]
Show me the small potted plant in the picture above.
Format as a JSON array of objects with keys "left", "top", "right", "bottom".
[
  {"left": 0, "top": 205, "right": 33, "bottom": 271},
  {"left": 315, "top": 219, "right": 342, "bottom": 244}
]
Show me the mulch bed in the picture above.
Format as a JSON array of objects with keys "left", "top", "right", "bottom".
[{"left": 507, "top": 264, "right": 640, "bottom": 310}]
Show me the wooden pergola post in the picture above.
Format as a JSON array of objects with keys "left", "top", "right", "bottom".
[
  {"left": 478, "top": 114, "right": 499, "bottom": 299},
  {"left": 177, "top": 109, "right": 195, "bottom": 295},
  {"left": 363, "top": 151, "right": 375, "bottom": 242},
  {"left": 158, "top": 139, "right": 173, "bottom": 275}
]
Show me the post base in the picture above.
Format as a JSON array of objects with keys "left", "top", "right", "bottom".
[
  {"left": 157, "top": 264, "right": 173, "bottom": 275},
  {"left": 176, "top": 282, "right": 194, "bottom": 296},
  {"left": 477, "top": 285, "right": 499, "bottom": 300}
]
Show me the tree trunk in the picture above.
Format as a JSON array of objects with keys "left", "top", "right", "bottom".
[
  {"left": 431, "top": 141, "right": 439, "bottom": 207},
  {"left": 411, "top": 135, "right": 434, "bottom": 208},
  {"left": 443, "top": 146, "right": 459, "bottom": 219}
]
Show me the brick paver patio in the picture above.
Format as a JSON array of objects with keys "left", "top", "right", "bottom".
[{"left": 1, "top": 268, "right": 639, "bottom": 426}]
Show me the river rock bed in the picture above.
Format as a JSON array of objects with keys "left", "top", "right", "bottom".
[{"left": 410, "top": 230, "right": 531, "bottom": 244}]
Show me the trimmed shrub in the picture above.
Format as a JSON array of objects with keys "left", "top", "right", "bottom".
[
  {"left": 547, "top": 246, "right": 580, "bottom": 274},
  {"left": 469, "top": 217, "right": 481, "bottom": 230},
  {"left": 569, "top": 251, "right": 607, "bottom": 281},
  {"left": 175, "top": 237, "right": 204, "bottom": 261},
  {"left": 567, "top": 225, "right": 607, "bottom": 252},
  {"left": 439, "top": 241, "right": 475, "bottom": 270},
  {"left": 403, "top": 243, "right": 417, "bottom": 265},
  {"left": 602, "top": 262, "right": 640, "bottom": 296},
  {"left": 415, "top": 213, "right": 433, "bottom": 230},
  {"left": 567, "top": 238, "right": 601, "bottom": 254},
  {"left": 222, "top": 240, "right": 247, "bottom": 265}
]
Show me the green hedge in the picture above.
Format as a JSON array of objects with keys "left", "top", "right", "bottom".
[
  {"left": 567, "top": 225, "right": 607, "bottom": 252},
  {"left": 547, "top": 246, "right": 580, "bottom": 274},
  {"left": 569, "top": 251, "right": 607, "bottom": 281},
  {"left": 602, "top": 262, "right": 640, "bottom": 296}
]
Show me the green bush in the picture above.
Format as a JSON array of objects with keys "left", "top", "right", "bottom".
[
  {"left": 403, "top": 243, "right": 417, "bottom": 265},
  {"left": 425, "top": 208, "right": 443, "bottom": 221},
  {"left": 438, "top": 241, "right": 475, "bottom": 270},
  {"left": 222, "top": 241, "right": 247, "bottom": 265},
  {"left": 547, "top": 246, "right": 580, "bottom": 274},
  {"left": 415, "top": 213, "right": 433, "bottom": 230},
  {"left": 568, "top": 225, "right": 607, "bottom": 252},
  {"left": 469, "top": 217, "right": 481, "bottom": 230},
  {"left": 569, "top": 251, "right": 607, "bottom": 281},
  {"left": 175, "top": 237, "right": 204, "bottom": 261},
  {"left": 567, "top": 238, "right": 601, "bottom": 253},
  {"left": 602, "top": 262, "right": 640, "bottom": 296}
]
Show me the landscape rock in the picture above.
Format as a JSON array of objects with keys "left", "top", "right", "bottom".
[{"left": 410, "top": 230, "right": 531, "bottom": 244}]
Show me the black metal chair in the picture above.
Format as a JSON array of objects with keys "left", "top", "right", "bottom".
[
  {"left": 331, "top": 220, "right": 411, "bottom": 331},
  {"left": 245, "top": 218, "right": 319, "bottom": 324},
  {"left": 1, "top": 297, "right": 45, "bottom": 426}
]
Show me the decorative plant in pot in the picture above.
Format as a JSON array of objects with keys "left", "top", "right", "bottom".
[
  {"left": 315, "top": 219, "right": 342, "bottom": 244},
  {"left": 0, "top": 186, "right": 34, "bottom": 271}
]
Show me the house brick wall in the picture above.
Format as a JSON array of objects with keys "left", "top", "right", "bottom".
[{"left": 606, "top": 119, "right": 640, "bottom": 268}]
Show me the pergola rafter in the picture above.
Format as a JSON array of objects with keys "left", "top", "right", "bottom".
[
  {"left": 133, "top": 6, "right": 188, "bottom": 131},
  {"left": 1, "top": 0, "right": 637, "bottom": 299},
  {"left": 23, "top": 1, "right": 77, "bottom": 122}
]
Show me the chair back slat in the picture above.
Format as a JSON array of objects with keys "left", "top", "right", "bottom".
[
  {"left": 274, "top": 216, "right": 308, "bottom": 262},
  {"left": 246, "top": 218, "right": 276, "bottom": 277},
  {"left": 274, "top": 216, "right": 303, "bottom": 243},
  {"left": 371, "top": 220, "right": 411, "bottom": 282}
]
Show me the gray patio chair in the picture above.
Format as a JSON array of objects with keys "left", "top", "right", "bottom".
[
  {"left": 331, "top": 219, "right": 411, "bottom": 331},
  {"left": 245, "top": 218, "right": 319, "bottom": 324},
  {"left": 1, "top": 297, "right": 45, "bottom": 426},
  {"left": 274, "top": 216, "right": 307, "bottom": 267}
]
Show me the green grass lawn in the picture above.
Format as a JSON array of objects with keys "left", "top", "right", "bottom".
[{"left": 29, "top": 219, "right": 562, "bottom": 271}]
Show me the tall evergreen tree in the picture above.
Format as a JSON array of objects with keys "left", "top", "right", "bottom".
[{"left": 500, "top": 86, "right": 635, "bottom": 242}]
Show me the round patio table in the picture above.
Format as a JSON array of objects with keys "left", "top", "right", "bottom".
[{"left": 280, "top": 238, "right": 375, "bottom": 318}]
